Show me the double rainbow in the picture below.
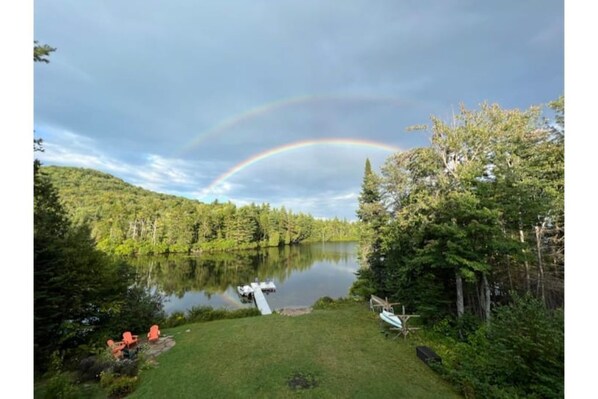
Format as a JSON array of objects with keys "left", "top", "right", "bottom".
[{"left": 200, "top": 138, "right": 401, "bottom": 197}]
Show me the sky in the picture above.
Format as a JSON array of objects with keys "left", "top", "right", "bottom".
[{"left": 33, "top": 0, "right": 564, "bottom": 220}]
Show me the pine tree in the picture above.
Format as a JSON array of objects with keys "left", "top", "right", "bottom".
[{"left": 355, "top": 159, "right": 388, "bottom": 295}]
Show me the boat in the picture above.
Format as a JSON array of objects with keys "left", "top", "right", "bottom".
[
  {"left": 237, "top": 279, "right": 277, "bottom": 298},
  {"left": 236, "top": 285, "right": 254, "bottom": 297},
  {"left": 379, "top": 309, "right": 403, "bottom": 329},
  {"left": 258, "top": 280, "right": 276, "bottom": 292}
]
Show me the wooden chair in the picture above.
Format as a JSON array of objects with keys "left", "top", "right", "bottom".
[
  {"left": 370, "top": 295, "right": 400, "bottom": 313},
  {"left": 122, "top": 331, "right": 139, "bottom": 348},
  {"left": 107, "top": 339, "right": 126, "bottom": 359},
  {"left": 147, "top": 324, "right": 161, "bottom": 343}
]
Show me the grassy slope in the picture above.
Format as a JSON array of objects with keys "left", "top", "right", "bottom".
[{"left": 131, "top": 303, "right": 461, "bottom": 399}]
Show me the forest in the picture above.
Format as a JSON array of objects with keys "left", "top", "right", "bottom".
[
  {"left": 353, "top": 98, "right": 564, "bottom": 398},
  {"left": 34, "top": 35, "right": 565, "bottom": 397},
  {"left": 42, "top": 166, "right": 359, "bottom": 255}
]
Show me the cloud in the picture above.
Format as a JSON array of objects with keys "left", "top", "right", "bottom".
[
  {"left": 34, "top": 0, "right": 563, "bottom": 219},
  {"left": 37, "top": 126, "right": 215, "bottom": 197}
]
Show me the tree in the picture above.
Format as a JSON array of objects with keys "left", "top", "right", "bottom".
[
  {"left": 352, "top": 99, "right": 564, "bottom": 321},
  {"left": 355, "top": 159, "right": 388, "bottom": 295},
  {"left": 34, "top": 41, "right": 56, "bottom": 63},
  {"left": 33, "top": 44, "right": 163, "bottom": 371}
]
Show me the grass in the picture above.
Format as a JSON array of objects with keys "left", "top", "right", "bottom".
[{"left": 130, "top": 302, "right": 462, "bottom": 398}]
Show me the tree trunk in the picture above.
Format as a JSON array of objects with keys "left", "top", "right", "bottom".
[
  {"left": 535, "top": 223, "right": 546, "bottom": 305},
  {"left": 456, "top": 272, "right": 464, "bottom": 318},
  {"left": 482, "top": 273, "right": 491, "bottom": 322},
  {"left": 519, "top": 228, "right": 530, "bottom": 292}
]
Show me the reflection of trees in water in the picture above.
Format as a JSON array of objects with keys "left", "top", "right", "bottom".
[{"left": 130, "top": 243, "right": 355, "bottom": 296}]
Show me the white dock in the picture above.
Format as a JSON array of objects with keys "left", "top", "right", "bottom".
[{"left": 250, "top": 282, "right": 272, "bottom": 315}]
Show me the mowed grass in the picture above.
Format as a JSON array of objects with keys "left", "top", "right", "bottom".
[{"left": 130, "top": 302, "right": 461, "bottom": 399}]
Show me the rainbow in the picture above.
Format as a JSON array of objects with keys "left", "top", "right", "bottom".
[
  {"left": 200, "top": 138, "right": 401, "bottom": 196},
  {"left": 219, "top": 289, "right": 244, "bottom": 309},
  {"left": 183, "top": 94, "right": 411, "bottom": 151}
]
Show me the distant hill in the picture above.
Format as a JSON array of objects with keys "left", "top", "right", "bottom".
[{"left": 42, "top": 166, "right": 358, "bottom": 255}]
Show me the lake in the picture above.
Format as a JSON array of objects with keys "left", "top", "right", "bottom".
[{"left": 130, "top": 242, "right": 359, "bottom": 315}]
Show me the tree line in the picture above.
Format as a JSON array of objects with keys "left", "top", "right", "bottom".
[
  {"left": 353, "top": 98, "right": 564, "bottom": 398},
  {"left": 42, "top": 166, "right": 359, "bottom": 255}
]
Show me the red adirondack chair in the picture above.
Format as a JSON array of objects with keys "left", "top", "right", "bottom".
[
  {"left": 122, "top": 331, "right": 139, "bottom": 348},
  {"left": 147, "top": 324, "right": 161, "bottom": 343},
  {"left": 107, "top": 339, "right": 126, "bottom": 359}
]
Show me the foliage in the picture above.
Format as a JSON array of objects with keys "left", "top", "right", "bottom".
[
  {"left": 312, "top": 296, "right": 335, "bottom": 309},
  {"left": 100, "top": 371, "right": 139, "bottom": 399},
  {"left": 163, "top": 306, "right": 261, "bottom": 328},
  {"left": 440, "top": 294, "right": 564, "bottom": 398},
  {"left": 164, "top": 311, "right": 187, "bottom": 328},
  {"left": 34, "top": 159, "right": 165, "bottom": 372},
  {"left": 78, "top": 356, "right": 114, "bottom": 382},
  {"left": 43, "top": 372, "right": 82, "bottom": 399},
  {"left": 34, "top": 41, "right": 56, "bottom": 63},
  {"left": 352, "top": 99, "right": 564, "bottom": 322},
  {"left": 355, "top": 158, "right": 389, "bottom": 298},
  {"left": 101, "top": 286, "right": 166, "bottom": 340},
  {"left": 349, "top": 99, "right": 564, "bottom": 398},
  {"left": 348, "top": 267, "right": 377, "bottom": 300},
  {"left": 312, "top": 296, "right": 356, "bottom": 310},
  {"left": 42, "top": 166, "right": 359, "bottom": 255}
]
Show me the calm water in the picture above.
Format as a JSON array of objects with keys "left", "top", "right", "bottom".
[{"left": 130, "top": 242, "right": 359, "bottom": 315}]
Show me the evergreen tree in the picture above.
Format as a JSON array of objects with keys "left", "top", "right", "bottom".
[{"left": 355, "top": 159, "right": 388, "bottom": 295}]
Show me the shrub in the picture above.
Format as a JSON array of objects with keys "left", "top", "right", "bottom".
[
  {"left": 312, "top": 296, "right": 353, "bottom": 310},
  {"left": 441, "top": 293, "right": 564, "bottom": 399},
  {"left": 112, "top": 358, "right": 140, "bottom": 378},
  {"left": 100, "top": 371, "right": 139, "bottom": 399},
  {"left": 78, "top": 356, "right": 113, "bottom": 382},
  {"left": 228, "top": 308, "right": 261, "bottom": 318},
  {"left": 164, "top": 311, "right": 187, "bottom": 328},
  {"left": 43, "top": 372, "right": 81, "bottom": 399},
  {"left": 187, "top": 305, "right": 261, "bottom": 323},
  {"left": 187, "top": 306, "right": 227, "bottom": 322},
  {"left": 431, "top": 313, "right": 481, "bottom": 342},
  {"left": 313, "top": 296, "right": 335, "bottom": 309}
]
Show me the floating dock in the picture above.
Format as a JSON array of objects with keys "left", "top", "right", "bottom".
[{"left": 250, "top": 282, "right": 272, "bottom": 315}]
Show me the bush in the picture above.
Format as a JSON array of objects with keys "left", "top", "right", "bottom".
[
  {"left": 164, "top": 311, "right": 187, "bottom": 328},
  {"left": 78, "top": 356, "right": 113, "bottom": 382},
  {"left": 187, "top": 306, "right": 227, "bottom": 322},
  {"left": 313, "top": 296, "right": 335, "bottom": 309},
  {"left": 431, "top": 313, "right": 481, "bottom": 342},
  {"left": 163, "top": 306, "right": 260, "bottom": 328},
  {"left": 187, "top": 305, "right": 261, "bottom": 323},
  {"left": 312, "top": 296, "right": 354, "bottom": 310},
  {"left": 440, "top": 293, "right": 564, "bottom": 399},
  {"left": 228, "top": 308, "right": 261, "bottom": 318},
  {"left": 112, "top": 358, "right": 140, "bottom": 378},
  {"left": 43, "top": 372, "right": 81, "bottom": 399},
  {"left": 100, "top": 371, "right": 139, "bottom": 399}
]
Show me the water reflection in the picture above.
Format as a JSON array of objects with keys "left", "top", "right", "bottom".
[{"left": 129, "top": 242, "right": 358, "bottom": 314}]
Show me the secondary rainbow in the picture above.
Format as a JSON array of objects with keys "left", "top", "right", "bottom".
[
  {"left": 183, "top": 94, "right": 411, "bottom": 151},
  {"left": 201, "top": 138, "right": 401, "bottom": 196}
]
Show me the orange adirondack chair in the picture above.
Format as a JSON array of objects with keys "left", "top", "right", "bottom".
[
  {"left": 107, "top": 339, "right": 126, "bottom": 359},
  {"left": 147, "top": 324, "right": 161, "bottom": 343},
  {"left": 122, "top": 331, "right": 139, "bottom": 348}
]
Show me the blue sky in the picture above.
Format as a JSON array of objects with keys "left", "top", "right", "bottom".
[{"left": 34, "top": 0, "right": 564, "bottom": 220}]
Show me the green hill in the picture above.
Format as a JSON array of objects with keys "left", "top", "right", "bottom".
[{"left": 42, "top": 166, "right": 359, "bottom": 255}]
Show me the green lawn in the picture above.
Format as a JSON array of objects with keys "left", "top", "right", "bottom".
[{"left": 130, "top": 302, "right": 461, "bottom": 399}]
